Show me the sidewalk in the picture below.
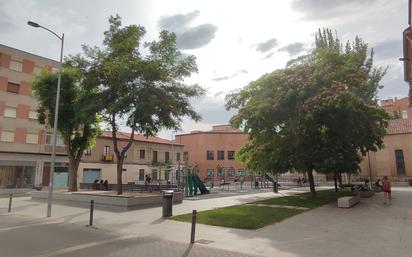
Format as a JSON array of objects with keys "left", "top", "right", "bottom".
[{"left": 1, "top": 187, "right": 411, "bottom": 257}]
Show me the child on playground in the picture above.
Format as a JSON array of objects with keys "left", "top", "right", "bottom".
[{"left": 382, "top": 176, "right": 391, "bottom": 204}]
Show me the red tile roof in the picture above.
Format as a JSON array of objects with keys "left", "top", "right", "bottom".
[
  {"left": 387, "top": 119, "right": 412, "bottom": 135},
  {"left": 100, "top": 131, "right": 183, "bottom": 146}
]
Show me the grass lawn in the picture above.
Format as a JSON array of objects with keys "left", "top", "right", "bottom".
[
  {"left": 171, "top": 205, "right": 303, "bottom": 229},
  {"left": 256, "top": 189, "right": 352, "bottom": 209},
  {"left": 0, "top": 193, "right": 29, "bottom": 198},
  {"left": 170, "top": 189, "right": 351, "bottom": 229}
]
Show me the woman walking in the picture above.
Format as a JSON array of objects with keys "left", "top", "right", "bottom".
[{"left": 382, "top": 176, "right": 392, "bottom": 204}]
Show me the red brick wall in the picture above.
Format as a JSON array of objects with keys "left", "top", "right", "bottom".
[
  {"left": 19, "top": 81, "right": 31, "bottom": 96},
  {"left": 0, "top": 53, "right": 11, "bottom": 68},
  {"left": 22, "top": 59, "right": 34, "bottom": 73},
  {"left": 14, "top": 128, "right": 27, "bottom": 143},
  {"left": 17, "top": 104, "right": 29, "bottom": 119},
  {"left": 0, "top": 101, "right": 4, "bottom": 116},
  {"left": 0, "top": 76, "right": 7, "bottom": 91},
  {"left": 39, "top": 130, "right": 46, "bottom": 144}
]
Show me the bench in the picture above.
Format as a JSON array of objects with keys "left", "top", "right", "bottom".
[{"left": 338, "top": 196, "right": 360, "bottom": 208}]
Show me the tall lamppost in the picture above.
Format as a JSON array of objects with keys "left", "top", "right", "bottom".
[{"left": 28, "top": 21, "right": 64, "bottom": 218}]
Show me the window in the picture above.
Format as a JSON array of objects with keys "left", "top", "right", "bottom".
[
  {"left": 402, "top": 110, "right": 408, "bottom": 119},
  {"left": 207, "top": 169, "right": 214, "bottom": 177},
  {"left": 26, "top": 133, "right": 38, "bottom": 144},
  {"left": 152, "top": 170, "right": 158, "bottom": 180},
  {"left": 103, "top": 146, "right": 110, "bottom": 155},
  {"left": 206, "top": 150, "right": 214, "bottom": 160},
  {"left": 7, "top": 82, "right": 20, "bottom": 94},
  {"left": 228, "top": 167, "right": 236, "bottom": 177},
  {"left": 45, "top": 133, "right": 65, "bottom": 146},
  {"left": 165, "top": 152, "right": 170, "bottom": 162},
  {"left": 1, "top": 131, "right": 15, "bottom": 142},
  {"left": 153, "top": 151, "right": 158, "bottom": 162},
  {"left": 183, "top": 152, "right": 188, "bottom": 161},
  {"left": 138, "top": 169, "right": 145, "bottom": 181},
  {"left": 84, "top": 149, "right": 92, "bottom": 155},
  {"left": 139, "top": 149, "right": 145, "bottom": 159},
  {"left": 28, "top": 110, "right": 37, "bottom": 120},
  {"left": 9, "top": 60, "right": 22, "bottom": 71},
  {"left": 228, "top": 151, "right": 235, "bottom": 160},
  {"left": 176, "top": 152, "right": 181, "bottom": 161},
  {"left": 395, "top": 149, "right": 406, "bottom": 175},
  {"left": 217, "top": 150, "right": 224, "bottom": 160},
  {"left": 4, "top": 106, "right": 17, "bottom": 118}
]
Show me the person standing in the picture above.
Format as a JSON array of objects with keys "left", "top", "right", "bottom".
[{"left": 382, "top": 176, "right": 392, "bottom": 204}]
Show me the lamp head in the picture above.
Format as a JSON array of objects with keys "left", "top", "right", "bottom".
[{"left": 27, "top": 21, "right": 40, "bottom": 28}]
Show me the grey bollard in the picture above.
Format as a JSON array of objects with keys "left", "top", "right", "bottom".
[
  {"left": 162, "top": 190, "right": 174, "bottom": 217},
  {"left": 8, "top": 194, "right": 12, "bottom": 212},
  {"left": 190, "top": 210, "right": 197, "bottom": 244},
  {"left": 89, "top": 200, "right": 94, "bottom": 227}
]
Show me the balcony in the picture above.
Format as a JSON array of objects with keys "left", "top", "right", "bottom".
[{"left": 102, "top": 154, "right": 114, "bottom": 162}]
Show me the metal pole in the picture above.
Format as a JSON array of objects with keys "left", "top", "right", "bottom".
[
  {"left": 89, "top": 200, "right": 94, "bottom": 227},
  {"left": 47, "top": 33, "right": 64, "bottom": 218},
  {"left": 190, "top": 210, "right": 197, "bottom": 244},
  {"left": 367, "top": 151, "right": 373, "bottom": 188},
  {"left": 8, "top": 194, "right": 12, "bottom": 212}
]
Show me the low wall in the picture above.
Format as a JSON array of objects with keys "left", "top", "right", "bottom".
[{"left": 31, "top": 191, "right": 183, "bottom": 212}]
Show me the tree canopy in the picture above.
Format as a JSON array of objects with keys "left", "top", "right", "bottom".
[
  {"left": 81, "top": 15, "right": 204, "bottom": 194},
  {"left": 32, "top": 65, "right": 101, "bottom": 191},
  {"left": 226, "top": 28, "right": 389, "bottom": 196}
]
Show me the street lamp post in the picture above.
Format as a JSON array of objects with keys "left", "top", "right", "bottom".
[{"left": 28, "top": 21, "right": 64, "bottom": 218}]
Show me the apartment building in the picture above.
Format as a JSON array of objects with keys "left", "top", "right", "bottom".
[
  {"left": 359, "top": 97, "right": 412, "bottom": 184},
  {"left": 175, "top": 125, "right": 248, "bottom": 181},
  {"left": 79, "top": 132, "right": 184, "bottom": 185},
  {"left": 0, "top": 44, "right": 68, "bottom": 191}
]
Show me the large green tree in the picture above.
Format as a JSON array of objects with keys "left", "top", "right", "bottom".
[
  {"left": 32, "top": 65, "right": 101, "bottom": 192},
  {"left": 226, "top": 29, "right": 388, "bottom": 196},
  {"left": 82, "top": 15, "right": 204, "bottom": 194}
]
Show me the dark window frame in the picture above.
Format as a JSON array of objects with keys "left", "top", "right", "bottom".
[
  {"left": 395, "top": 149, "right": 406, "bottom": 175},
  {"left": 217, "top": 150, "right": 224, "bottom": 160},
  {"left": 140, "top": 149, "right": 145, "bottom": 159},
  {"left": 7, "top": 82, "right": 20, "bottom": 94},
  {"left": 165, "top": 152, "right": 170, "bottom": 162},
  {"left": 153, "top": 151, "right": 158, "bottom": 162},
  {"left": 228, "top": 151, "right": 235, "bottom": 160},
  {"left": 206, "top": 150, "right": 214, "bottom": 160}
]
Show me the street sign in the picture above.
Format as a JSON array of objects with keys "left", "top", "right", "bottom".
[{"left": 403, "top": 27, "right": 412, "bottom": 82}]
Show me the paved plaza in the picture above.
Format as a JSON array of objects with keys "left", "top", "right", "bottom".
[{"left": 1, "top": 187, "right": 411, "bottom": 257}]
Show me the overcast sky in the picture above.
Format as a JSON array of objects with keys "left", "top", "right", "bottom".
[{"left": 0, "top": 0, "right": 408, "bottom": 138}]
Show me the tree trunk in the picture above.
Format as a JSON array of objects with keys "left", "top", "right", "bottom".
[
  {"left": 334, "top": 172, "right": 338, "bottom": 192},
  {"left": 68, "top": 156, "right": 80, "bottom": 192},
  {"left": 116, "top": 159, "right": 123, "bottom": 195},
  {"left": 338, "top": 173, "right": 343, "bottom": 187},
  {"left": 307, "top": 167, "right": 316, "bottom": 197}
]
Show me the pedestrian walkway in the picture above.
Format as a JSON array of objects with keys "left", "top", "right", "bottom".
[{"left": 1, "top": 187, "right": 411, "bottom": 257}]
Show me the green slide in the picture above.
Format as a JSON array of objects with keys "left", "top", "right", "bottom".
[
  {"left": 265, "top": 173, "right": 275, "bottom": 183},
  {"left": 192, "top": 174, "right": 210, "bottom": 194}
]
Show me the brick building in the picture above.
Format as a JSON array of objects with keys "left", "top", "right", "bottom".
[
  {"left": 0, "top": 44, "right": 68, "bottom": 191},
  {"left": 359, "top": 97, "right": 412, "bottom": 185},
  {"left": 175, "top": 125, "right": 248, "bottom": 181},
  {"left": 79, "top": 132, "right": 183, "bottom": 185}
]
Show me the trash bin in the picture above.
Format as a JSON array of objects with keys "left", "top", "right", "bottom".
[
  {"left": 273, "top": 181, "right": 278, "bottom": 193},
  {"left": 162, "top": 190, "right": 174, "bottom": 217}
]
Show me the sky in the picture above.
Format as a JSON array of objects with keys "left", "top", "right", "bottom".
[{"left": 0, "top": 0, "right": 408, "bottom": 139}]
